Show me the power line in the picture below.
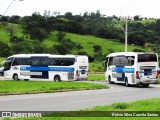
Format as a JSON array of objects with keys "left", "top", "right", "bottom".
[{"left": 0, "top": 0, "right": 23, "bottom": 21}]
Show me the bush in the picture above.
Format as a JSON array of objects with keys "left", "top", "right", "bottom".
[
  {"left": 0, "top": 41, "right": 11, "bottom": 57},
  {"left": 132, "top": 49, "right": 145, "bottom": 52},
  {"left": 93, "top": 44, "right": 102, "bottom": 61},
  {"left": 10, "top": 36, "right": 24, "bottom": 43},
  {"left": 89, "top": 62, "right": 104, "bottom": 72},
  {"left": 112, "top": 103, "right": 128, "bottom": 109}
]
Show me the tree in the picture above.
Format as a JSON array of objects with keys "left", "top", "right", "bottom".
[
  {"left": 21, "top": 13, "right": 52, "bottom": 41},
  {"left": 30, "top": 28, "right": 48, "bottom": 42},
  {"left": 132, "top": 49, "right": 145, "bottom": 52},
  {"left": 32, "top": 43, "right": 47, "bottom": 53},
  {"left": 43, "top": 10, "right": 51, "bottom": 18},
  {"left": 7, "top": 24, "right": 16, "bottom": 36},
  {"left": 9, "top": 15, "right": 21, "bottom": 24},
  {"left": 96, "top": 10, "right": 101, "bottom": 17},
  {"left": 53, "top": 44, "right": 68, "bottom": 55},
  {"left": 29, "top": 41, "right": 47, "bottom": 53},
  {"left": 10, "top": 36, "right": 24, "bottom": 43},
  {"left": 156, "top": 19, "right": 160, "bottom": 31},
  {"left": 134, "top": 15, "right": 140, "bottom": 21},
  {"left": 72, "top": 15, "right": 84, "bottom": 23},
  {"left": 56, "top": 31, "right": 66, "bottom": 42},
  {"left": 93, "top": 44, "right": 102, "bottom": 61},
  {"left": 64, "top": 12, "right": 73, "bottom": 19},
  {"left": 0, "top": 41, "right": 11, "bottom": 57},
  {"left": 11, "top": 43, "right": 26, "bottom": 54},
  {"left": 128, "top": 33, "right": 146, "bottom": 46}
]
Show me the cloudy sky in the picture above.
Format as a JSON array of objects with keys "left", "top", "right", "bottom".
[{"left": 0, "top": 0, "right": 159, "bottom": 18}]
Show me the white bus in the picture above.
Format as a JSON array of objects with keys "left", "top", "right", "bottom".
[
  {"left": 3, "top": 54, "right": 88, "bottom": 81},
  {"left": 103, "top": 52, "right": 159, "bottom": 87}
]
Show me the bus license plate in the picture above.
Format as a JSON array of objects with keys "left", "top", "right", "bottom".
[{"left": 82, "top": 70, "right": 85, "bottom": 74}]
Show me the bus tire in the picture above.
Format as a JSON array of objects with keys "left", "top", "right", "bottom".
[
  {"left": 108, "top": 75, "right": 113, "bottom": 84},
  {"left": 54, "top": 75, "right": 61, "bottom": 82},
  {"left": 13, "top": 74, "right": 19, "bottom": 81},
  {"left": 142, "top": 84, "right": 149, "bottom": 87},
  {"left": 125, "top": 77, "right": 130, "bottom": 87}
]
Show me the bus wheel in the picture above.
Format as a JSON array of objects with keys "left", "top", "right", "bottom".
[
  {"left": 54, "top": 75, "right": 61, "bottom": 82},
  {"left": 125, "top": 78, "right": 130, "bottom": 87},
  {"left": 13, "top": 74, "right": 19, "bottom": 81},
  {"left": 108, "top": 76, "right": 113, "bottom": 84},
  {"left": 142, "top": 84, "right": 149, "bottom": 87}
]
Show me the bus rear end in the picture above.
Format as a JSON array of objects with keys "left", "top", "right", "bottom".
[
  {"left": 136, "top": 53, "right": 159, "bottom": 86},
  {"left": 75, "top": 56, "right": 88, "bottom": 80}
]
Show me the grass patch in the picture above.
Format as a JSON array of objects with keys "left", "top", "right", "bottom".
[
  {"left": 88, "top": 74, "right": 105, "bottom": 81},
  {"left": 66, "top": 33, "right": 147, "bottom": 56},
  {"left": 89, "top": 62, "right": 104, "bottom": 72},
  {"left": 83, "top": 98, "right": 160, "bottom": 111},
  {"left": 42, "top": 98, "right": 160, "bottom": 119},
  {"left": 0, "top": 80, "right": 108, "bottom": 95},
  {"left": 0, "top": 57, "right": 6, "bottom": 64}
]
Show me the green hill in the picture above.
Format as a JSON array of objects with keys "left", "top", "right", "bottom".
[
  {"left": 42, "top": 31, "right": 147, "bottom": 56},
  {"left": 0, "top": 24, "right": 148, "bottom": 71},
  {"left": 65, "top": 33, "right": 147, "bottom": 56},
  {"left": 0, "top": 24, "right": 146, "bottom": 56}
]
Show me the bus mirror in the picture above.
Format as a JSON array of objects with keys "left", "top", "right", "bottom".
[{"left": 102, "top": 60, "right": 107, "bottom": 71}]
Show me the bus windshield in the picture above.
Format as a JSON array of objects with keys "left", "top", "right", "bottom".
[
  {"left": 4, "top": 61, "right": 12, "bottom": 70},
  {"left": 138, "top": 54, "right": 157, "bottom": 62}
]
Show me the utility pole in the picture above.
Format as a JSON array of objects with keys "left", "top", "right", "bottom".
[
  {"left": 125, "top": 18, "right": 128, "bottom": 52},
  {"left": 114, "top": 16, "right": 131, "bottom": 52}
]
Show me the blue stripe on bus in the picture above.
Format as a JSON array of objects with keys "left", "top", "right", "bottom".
[
  {"left": 20, "top": 66, "right": 75, "bottom": 72},
  {"left": 112, "top": 67, "right": 134, "bottom": 73}
]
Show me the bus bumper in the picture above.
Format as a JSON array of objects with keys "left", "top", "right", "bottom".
[
  {"left": 76, "top": 75, "right": 88, "bottom": 80},
  {"left": 136, "top": 79, "right": 158, "bottom": 85}
]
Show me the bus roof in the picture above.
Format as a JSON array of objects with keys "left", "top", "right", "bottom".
[
  {"left": 7, "top": 54, "right": 88, "bottom": 59},
  {"left": 106, "top": 52, "right": 157, "bottom": 57}
]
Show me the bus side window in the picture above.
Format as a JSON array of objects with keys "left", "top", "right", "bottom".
[
  {"left": 12, "top": 58, "right": 22, "bottom": 66},
  {"left": 131, "top": 60, "right": 134, "bottom": 65},
  {"left": 127, "top": 56, "right": 135, "bottom": 66},
  {"left": 40, "top": 58, "right": 49, "bottom": 66},
  {"left": 22, "top": 58, "right": 31, "bottom": 65},
  {"left": 12, "top": 61, "right": 18, "bottom": 66},
  {"left": 31, "top": 58, "right": 40, "bottom": 66},
  {"left": 49, "top": 58, "right": 56, "bottom": 65}
]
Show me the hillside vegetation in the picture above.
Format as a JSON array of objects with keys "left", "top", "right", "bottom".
[
  {"left": 0, "top": 26, "right": 147, "bottom": 54},
  {"left": 0, "top": 24, "right": 147, "bottom": 57},
  {"left": 1, "top": 11, "right": 159, "bottom": 71}
]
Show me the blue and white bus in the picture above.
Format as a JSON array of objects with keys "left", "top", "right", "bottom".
[
  {"left": 4, "top": 54, "right": 88, "bottom": 81},
  {"left": 103, "top": 52, "right": 159, "bottom": 87}
]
